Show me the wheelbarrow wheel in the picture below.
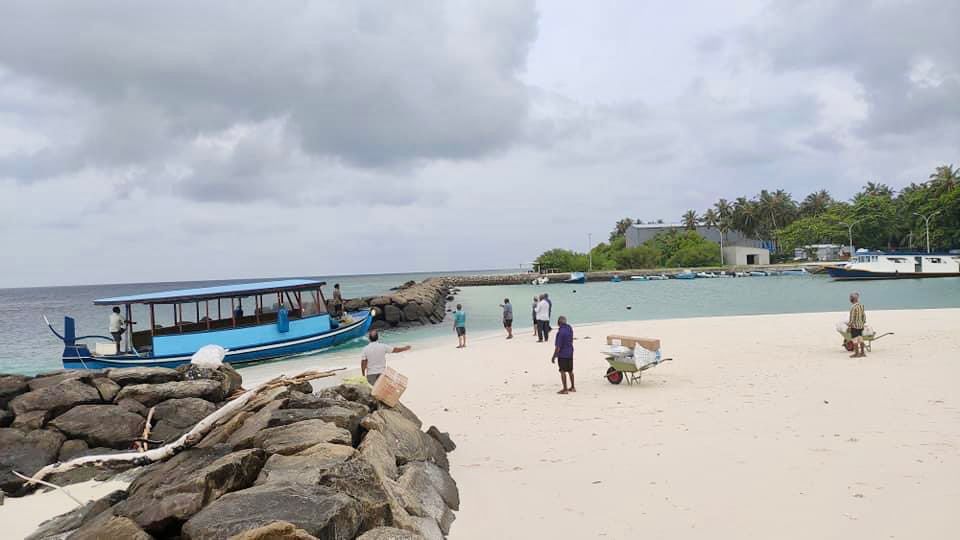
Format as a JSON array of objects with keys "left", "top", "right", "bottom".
[
  {"left": 844, "top": 340, "right": 855, "bottom": 351},
  {"left": 606, "top": 367, "right": 623, "bottom": 385}
]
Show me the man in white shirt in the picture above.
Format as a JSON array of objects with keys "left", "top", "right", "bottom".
[
  {"left": 535, "top": 294, "right": 551, "bottom": 343},
  {"left": 109, "top": 306, "right": 125, "bottom": 355},
  {"left": 361, "top": 329, "right": 411, "bottom": 384}
]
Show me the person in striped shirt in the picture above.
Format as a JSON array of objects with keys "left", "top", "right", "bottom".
[{"left": 847, "top": 292, "right": 867, "bottom": 358}]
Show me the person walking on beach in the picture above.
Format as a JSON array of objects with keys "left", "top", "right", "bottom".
[
  {"left": 552, "top": 315, "right": 576, "bottom": 394},
  {"left": 531, "top": 296, "right": 539, "bottom": 336},
  {"left": 109, "top": 306, "right": 125, "bottom": 354},
  {"left": 535, "top": 294, "right": 551, "bottom": 342},
  {"left": 332, "top": 283, "right": 344, "bottom": 317},
  {"left": 453, "top": 304, "right": 467, "bottom": 348},
  {"left": 361, "top": 329, "right": 411, "bottom": 385},
  {"left": 500, "top": 298, "right": 514, "bottom": 339},
  {"left": 847, "top": 292, "right": 867, "bottom": 358}
]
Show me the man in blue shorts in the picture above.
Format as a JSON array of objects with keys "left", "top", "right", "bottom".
[{"left": 453, "top": 303, "right": 467, "bottom": 348}]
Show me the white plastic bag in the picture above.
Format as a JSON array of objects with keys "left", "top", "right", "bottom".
[
  {"left": 835, "top": 321, "right": 848, "bottom": 334},
  {"left": 191, "top": 344, "right": 227, "bottom": 368}
]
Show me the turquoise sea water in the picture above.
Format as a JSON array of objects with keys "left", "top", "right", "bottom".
[{"left": 1, "top": 272, "right": 958, "bottom": 376}]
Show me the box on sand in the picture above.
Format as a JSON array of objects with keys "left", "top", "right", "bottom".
[
  {"left": 606, "top": 334, "right": 660, "bottom": 352},
  {"left": 372, "top": 367, "right": 408, "bottom": 407}
]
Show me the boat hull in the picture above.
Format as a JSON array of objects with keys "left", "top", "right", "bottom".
[
  {"left": 62, "top": 310, "right": 373, "bottom": 369},
  {"left": 826, "top": 268, "right": 960, "bottom": 280}
]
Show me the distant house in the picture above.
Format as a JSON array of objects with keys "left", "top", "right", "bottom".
[
  {"left": 625, "top": 223, "right": 770, "bottom": 265},
  {"left": 793, "top": 244, "right": 845, "bottom": 262}
]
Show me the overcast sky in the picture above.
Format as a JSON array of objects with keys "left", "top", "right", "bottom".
[{"left": 1, "top": 0, "right": 957, "bottom": 287}]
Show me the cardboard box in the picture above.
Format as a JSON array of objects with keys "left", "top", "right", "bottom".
[
  {"left": 371, "top": 367, "right": 408, "bottom": 407},
  {"left": 606, "top": 334, "right": 660, "bottom": 352}
]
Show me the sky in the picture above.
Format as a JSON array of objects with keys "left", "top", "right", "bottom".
[{"left": 1, "top": 0, "right": 958, "bottom": 287}]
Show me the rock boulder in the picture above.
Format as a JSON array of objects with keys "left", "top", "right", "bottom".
[
  {"left": 181, "top": 482, "right": 361, "bottom": 540},
  {"left": 90, "top": 377, "right": 121, "bottom": 402},
  {"left": 49, "top": 404, "right": 145, "bottom": 449},
  {"left": 106, "top": 367, "right": 181, "bottom": 386},
  {"left": 115, "top": 379, "right": 224, "bottom": 407},
  {"left": 151, "top": 397, "right": 217, "bottom": 442},
  {"left": 252, "top": 419, "right": 352, "bottom": 455},
  {"left": 0, "top": 428, "right": 65, "bottom": 492},
  {"left": 254, "top": 445, "right": 356, "bottom": 485},
  {"left": 0, "top": 374, "right": 30, "bottom": 408},
  {"left": 9, "top": 379, "right": 102, "bottom": 416}
]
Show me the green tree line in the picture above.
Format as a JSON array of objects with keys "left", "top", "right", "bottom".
[{"left": 535, "top": 164, "right": 959, "bottom": 272}]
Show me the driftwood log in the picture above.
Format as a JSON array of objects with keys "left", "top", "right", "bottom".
[{"left": 20, "top": 369, "right": 341, "bottom": 487}]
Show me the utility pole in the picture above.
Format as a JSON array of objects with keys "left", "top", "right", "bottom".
[
  {"left": 587, "top": 233, "right": 593, "bottom": 272},
  {"left": 839, "top": 219, "right": 862, "bottom": 257},
  {"left": 913, "top": 210, "right": 941, "bottom": 254}
]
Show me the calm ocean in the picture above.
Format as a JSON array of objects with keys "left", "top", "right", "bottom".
[{"left": 2, "top": 271, "right": 958, "bottom": 376}]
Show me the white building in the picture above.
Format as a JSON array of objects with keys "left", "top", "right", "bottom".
[{"left": 722, "top": 246, "right": 770, "bottom": 265}]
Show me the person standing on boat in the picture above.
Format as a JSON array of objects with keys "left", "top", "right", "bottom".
[
  {"left": 333, "top": 283, "right": 344, "bottom": 318},
  {"left": 453, "top": 304, "right": 467, "bottom": 348},
  {"left": 109, "top": 306, "right": 125, "bottom": 355},
  {"left": 552, "top": 316, "right": 576, "bottom": 394},
  {"left": 361, "top": 329, "right": 411, "bottom": 385},
  {"left": 500, "top": 298, "right": 514, "bottom": 339},
  {"left": 847, "top": 292, "right": 867, "bottom": 358},
  {"left": 535, "top": 294, "right": 551, "bottom": 342}
]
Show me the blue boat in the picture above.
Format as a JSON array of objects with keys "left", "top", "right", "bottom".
[
  {"left": 610, "top": 275, "right": 622, "bottom": 283},
  {"left": 46, "top": 279, "right": 374, "bottom": 370},
  {"left": 674, "top": 270, "right": 697, "bottom": 280},
  {"left": 564, "top": 272, "right": 587, "bottom": 284}
]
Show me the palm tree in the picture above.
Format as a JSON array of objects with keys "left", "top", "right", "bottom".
[
  {"left": 700, "top": 208, "right": 719, "bottom": 229},
  {"left": 681, "top": 210, "right": 698, "bottom": 230},
  {"left": 800, "top": 190, "right": 833, "bottom": 217},
  {"left": 714, "top": 198, "right": 732, "bottom": 223},
  {"left": 862, "top": 182, "right": 894, "bottom": 198},
  {"left": 732, "top": 197, "right": 759, "bottom": 238},
  {"left": 609, "top": 217, "right": 635, "bottom": 242},
  {"left": 928, "top": 164, "right": 958, "bottom": 185}
]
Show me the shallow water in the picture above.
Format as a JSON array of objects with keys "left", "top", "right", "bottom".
[{"left": 1, "top": 272, "right": 958, "bottom": 376}]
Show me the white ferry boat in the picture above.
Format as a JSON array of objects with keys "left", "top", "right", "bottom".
[{"left": 826, "top": 252, "right": 960, "bottom": 280}]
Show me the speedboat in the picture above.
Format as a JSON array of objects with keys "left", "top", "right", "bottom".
[
  {"left": 826, "top": 252, "right": 960, "bottom": 280},
  {"left": 674, "top": 270, "right": 697, "bottom": 280},
  {"left": 647, "top": 274, "right": 669, "bottom": 280},
  {"left": 630, "top": 275, "right": 648, "bottom": 281},
  {"left": 564, "top": 272, "right": 587, "bottom": 284},
  {"left": 46, "top": 279, "right": 373, "bottom": 369},
  {"left": 696, "top": 271, "right": 718, "bottom": 278},
  {"left": 531, "top": 276, "right": 550, "bottom": 285},
  {"left": 749, "top": 271, "right": 768, "bottom": 277}
]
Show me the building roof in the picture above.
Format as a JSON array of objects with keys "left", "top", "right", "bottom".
[
  {"left": 94, "top": 279, "right": 326, "bottom": 305},
  {"left": 629, "top": 223, "right": 684, "bottom": 229}
]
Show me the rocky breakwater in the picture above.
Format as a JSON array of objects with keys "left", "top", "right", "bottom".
[
  {"left": 340, "top": 278, "right": 456, "bottom": 331},
  {"left": 21, "top": 373, "right": 460, "bottom": 540},
  {"left": 1, "top": 365, "right": 242, "bottom": 496}
]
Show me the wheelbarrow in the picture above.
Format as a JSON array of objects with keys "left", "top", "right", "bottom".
[
  {"left": 601, "top": 342, "right": 672, "bottom": 385},
  {"left": 835, "top": 323, "right": 894, "bottom": 353}
]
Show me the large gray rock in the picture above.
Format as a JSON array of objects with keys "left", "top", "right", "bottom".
[
  {"left": 397, "top": 465, "right": 456, "bottom": 535},
  {"left": 177, "top": 364, "right": 243, "bottom": 398},
  {"left": 228, "top": 521, "right": 319, "bottom": 540},
  {"left": 90, "top": 377, "right": 121, "bottom": 402},
  {"left": 150, "top": 397, "right": 217, "bottom": 442},
  {"left": 181, "top": 482, "right": 361, "bottom": 540},
  {"left": 254, "top": 445, "right": 356, "bottom": 485},
  {"left": 360, "top": 410, "right": 448, "bottom": 470},
  {"left": 115, "top": 379, "right": 224, "bottom": 407},
  {"left": 400, "top": 462, "right": 459, "bottom": 511},
  {"left": 49, "top": 404, "right": 145, "bottom": 449},
  {"left": 252, "top": 419, "right": 352, "bottom": 455},
  {"left": 0, "top": 374, "right": 30, "bottom": 408},
  {"left": 357, "top": 527, "right": 424, "bottom": 540},
  {"left": 58, "top": 439, "right": 90, "bottom": 461},
  {"left": 319, "top": 384, "right": 378, "bottom": 411},
  {"left": 226, "top": 401, "right": 286, "bottom": 448},
  {"left": 283, "top": 391, "right": 369, "bottom": 416},
  {"left": 196, "top": 410, "right": 251, "bottom": 449},
  {"left": 425, "top": 426, "right": 456, "bottom": 453},
  {"left": 27, "top": 371, "right": 89, "bottom": 391},
  {"left": 116, "top": 446, "right": 266, "bottom": 535},
  {"left": 359, "top": 430, "right": 398, "bottom": 481},
  {"left": 0, "top": 428, "right": 65, "bottom": 492},
  {"left": 116, "top": 397, "right": 149, "bottom": 416},
  {"left": 25, "top": 489, "right": 127, "bottom": 540},
  {"left": 319, "top": 458, "right": 394, "bottom": 531},
  {"left": 106, "top": 367, "right": 181, "bottom": 386},
  {"left": 12, "top": 409, "right": 51, "bottom": 430},
  {"left": 9, "top": 379, "right": 102, "bottom": 416},
  {"left": 386, "top": 402, "right": 422, "bottom": 429},
  {"left": 68, "top": 512, "right": 154, "bottom": 540},
  {"left": 383, "top": 305, "right": 403, "bottom": 324},
  {"left": 268, "top": 406, "right": 364, "bottom": 443}
]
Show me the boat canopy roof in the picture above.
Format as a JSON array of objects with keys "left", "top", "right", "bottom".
[{"left": 94, "top": 279, "right": 327, "bottom": 305}]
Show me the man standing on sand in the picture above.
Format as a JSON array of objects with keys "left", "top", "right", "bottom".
[
  {"left": 847, "top": 292, "right": 867, "bottom": 358},
  {"left": 535, "top": 294, "right": 551, "bottom": 342},
  {"left": 531, "top": 296, "right": 539, "bottom": 337},
  {"left": 453, "top": 303, "right": 467, "bottom": 348},
  {"left": 361, "top": 329, "right": 411, "bottom": 385},
  {"left": 552, "top": 315, "right": 576, "bottom": 394},
  {"left": 500, "top": 298, "right": 514, "bottom": 339}
]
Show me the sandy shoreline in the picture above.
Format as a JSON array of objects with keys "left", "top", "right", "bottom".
[{"left": 4, "top": 308, "right": 958, "bottom": 539}]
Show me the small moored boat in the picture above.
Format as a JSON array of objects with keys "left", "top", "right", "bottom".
[
  {"left": 47, "top": 279, "right": 373, "bottom": 369},
  {"left": 674, "top": 270, "right": 697, "bottom": 280},
  {"left": 564, "top": 272, "right": 587, "bottom": 284}
]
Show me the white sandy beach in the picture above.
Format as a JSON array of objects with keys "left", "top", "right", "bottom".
[
  {"left": 5, "top": 309, "right": 959, "bottom": 539},
  {"left": 386, "top": 309, "right": 960, "bottom": 539}
]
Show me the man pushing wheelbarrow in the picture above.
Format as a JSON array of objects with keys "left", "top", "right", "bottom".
[{"left": 838, "top": 292, "right": 893, "bottom": 356}]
